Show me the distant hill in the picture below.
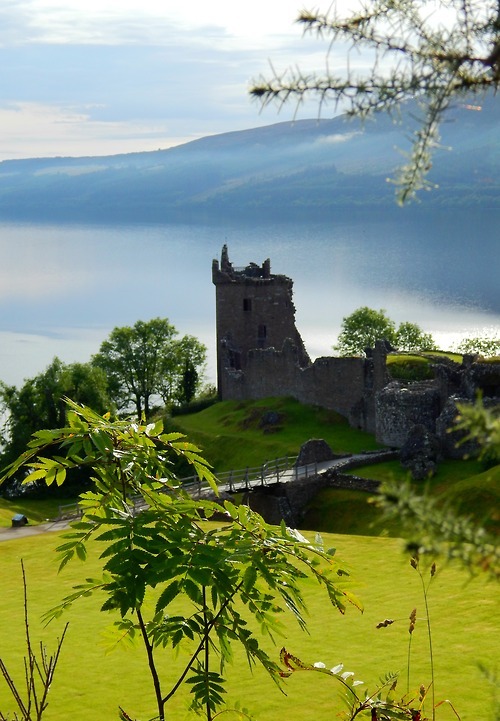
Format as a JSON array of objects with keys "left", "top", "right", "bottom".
[{"left": 0, "top": 96, "right": 499, "bottom": 223}]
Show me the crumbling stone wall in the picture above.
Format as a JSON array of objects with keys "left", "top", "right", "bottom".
[
  {"left": 375, "top": 380, "right": 443, "bottom": 447},
  {"left": 461, "top": 358, "right": 500, "bottom": 399},
  {"left": 220, "top": 342, "right": 374, "bottom": 425},
  {"left": 218, "top": 339, "right": 391, "bottom": 434}
]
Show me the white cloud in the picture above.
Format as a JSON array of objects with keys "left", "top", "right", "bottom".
[
  {"left": 317, "top": 132, "right": 361, "bottom": 145},
  {"left": 2, "top": 0, "right": 302, "bottom": 48},
  {"left": 0, "top": 102, "right": 196, "bottom": 159}
]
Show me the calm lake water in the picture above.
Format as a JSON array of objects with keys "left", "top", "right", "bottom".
[{"left": 1, "top": 212, "right": 499, "bottom": 388}]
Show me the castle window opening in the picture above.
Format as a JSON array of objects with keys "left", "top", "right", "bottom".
[
  {"left": 243, "top": 298, "right": 252, "bottom": 312},
  {"left": 258, "top": 324, "right": 267, "bottom": 348},
  {"left": 229, "top": 350, "right": 242, "bottom": 370}
]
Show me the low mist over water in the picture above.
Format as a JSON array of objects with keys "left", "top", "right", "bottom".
[{"left": 1, "top": 212, "right": 498, "bottom": 388}]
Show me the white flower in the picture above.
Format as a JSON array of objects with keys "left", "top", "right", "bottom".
[
  {"left": 340, "top": 671, "right": 355, "bottom": 680},
  {"left": 353, "top": 680, "right": 364, "bottom": 687},
  {"left": 330, "top": 664, "right": 344, "bottom": 675},
  {"left": 314, "top": 662, "right": 326, "bottom": 668}
]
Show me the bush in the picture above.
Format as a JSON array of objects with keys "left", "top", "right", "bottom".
[{"left": 387, "top": 355, "right": 434, "bottom": 381}]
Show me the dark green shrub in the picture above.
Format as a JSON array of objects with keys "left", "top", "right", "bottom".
[{"left": 387, "top": 355, "right": 434, "bottom": 381}]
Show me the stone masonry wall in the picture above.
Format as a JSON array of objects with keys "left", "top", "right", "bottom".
[
  {"left": 375, "top": 380, "right": 443, "bottom": 447},
  {"left": 220, "top": 340, "right": 372, "bottom": 425},
  {"left": 213, "top": 245, "right": 309, "bottom": 394}
]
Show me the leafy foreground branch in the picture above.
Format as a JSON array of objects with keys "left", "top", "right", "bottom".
[
  {"left": 374, "top": 479, "right": 499, "bottom": 579},
  {"left": 0, "top": 561, "right": 68, "bottom": 721},
  {"left": 0, "top": 401, "right": 361, "bottom": 721}
]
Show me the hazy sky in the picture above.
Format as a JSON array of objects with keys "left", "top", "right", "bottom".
[{"left": 0, "top": 0, "right": 347, "bottom": 160}]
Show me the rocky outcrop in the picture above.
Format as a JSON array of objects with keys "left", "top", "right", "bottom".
[{"left": 295, "top": 439, "right": 337, "bottom": 466}]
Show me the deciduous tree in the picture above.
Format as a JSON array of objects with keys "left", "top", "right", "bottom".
[
  {"left": 0, "top": 402, "right": 360, "bottom": 721},
  {"left": 334, "top": 307, "right": 436, "bottom": 355},
  {"left": 178, "top": 359, "right": 199, "bottom": 405},
  {"left": 0, "top": 358, "right": 109, "bottom": 493},
  {"left": 456, "top": 334, "right": 500, "bottom": 357},
  {"left": 158, "top": 334, "right": 206, "bottom": 407},
  {"left": 334, "top": 307, "right": 397, "bottom": 356},
  {"left": 92, "top": 318, "right": 206, "bottom": 419},
  {"left": 396, "top": 321, "right": 436, "bottom": 352}
]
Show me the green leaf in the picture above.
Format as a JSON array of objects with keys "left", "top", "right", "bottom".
[
  {"left": 155, "top": 581, "right": 181, "bottom": 612},
  {"left": 342, "top": 589, "right": 364, "bottom": 612},
  {"left": 58, "top": 549, "right": 75, "bottom": 572},
  {"left": 187, "top": 567, "right": 213, "bottom": 586},
  {"left": 45, "top": 467, "right": 57, "bottom": 486},
  {"left": 75, "top": 543, "right": 87, "bottom": 561},
  {"left": 243, "top": 565, "right": 257, "bottom": 592},
  {"left": 22, "top": 468, "right": 47, "bottom": 484},
  {"left": 55, "top": 466, "right": 67, "bottom": 486},
  {"left": 183, "top": 579, "right": 202, "bottom": 605},
  {"left": 158, "top": 432, "right": 186, "bottom": 443},
  {"left": 146, "top": 420, "right": 163, "bottom": 437},
  {"left": 90, "top": 430, "right": 112, "bottom": 455},
  {"left": 223, "top": 501, "right": 238, "bottom": 520}
]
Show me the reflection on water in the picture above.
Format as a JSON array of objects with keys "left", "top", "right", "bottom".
[{"left": 0, "top": 213, "right": 499, "bottom": 387}]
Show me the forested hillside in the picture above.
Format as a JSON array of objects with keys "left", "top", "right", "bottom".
[{"left": 0, "top": 95, "right": 498, "bottom": 223}]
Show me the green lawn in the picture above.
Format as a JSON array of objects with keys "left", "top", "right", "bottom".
[
  {"left": 1, "top": 398, "right": 498, "bottom": 719},
  {"left": 0, "top": 528, "right": 497, "bottom": 721},
  {"left": 0, "top": 497, "right": 71, "bottom": 527},
  {"left": 170, "top": 397, "right": 381, "bottom": 473},
  {"left": 337, "top": 459, "right": 500, "bottom": 535},
  {"left": 301, "top": 488, "right": 394, "bottom": 535}
]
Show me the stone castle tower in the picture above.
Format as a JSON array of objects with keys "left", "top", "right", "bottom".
[{"left": 212, "top": 245, "right": 309, "bottom": 396}]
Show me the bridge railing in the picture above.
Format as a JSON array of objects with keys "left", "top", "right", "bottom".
[
  {"left": 57, "top": 455, "right": 299, "bottom": 519},
  {"left": 180, "top": 455, "right": 298, "bottom": 497},
  {"left": 57, "top": 500, "right": 83, "bottom": 520}
]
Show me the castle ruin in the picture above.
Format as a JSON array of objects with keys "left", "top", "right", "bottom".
[{"left": 212, "top": 246, "right": 500, "bottom": 457}]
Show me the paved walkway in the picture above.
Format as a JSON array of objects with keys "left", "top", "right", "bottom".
[{"left": 0, "top": 519, "right": 70, "bottom": 542}]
